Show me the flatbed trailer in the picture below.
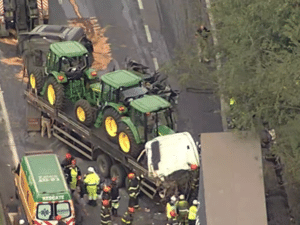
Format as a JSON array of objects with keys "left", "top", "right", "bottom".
[{"left": 24, "top": 90, "right": 200, "bottom": 201}]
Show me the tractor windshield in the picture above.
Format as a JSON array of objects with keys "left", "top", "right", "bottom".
[{"left": 60, "top": 55, "right": 87, "bottom": 72}]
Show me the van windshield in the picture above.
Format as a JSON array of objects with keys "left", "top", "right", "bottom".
[{"left": 37, "top": 202, "right": 71, "bottom": 220}]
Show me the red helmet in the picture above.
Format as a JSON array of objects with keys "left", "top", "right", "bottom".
[
  {"left": 128, "top": 207, "right": 135, "bottom": 213},
  {"left": 128, "top": 173, "right": 135, "bottom": 179},
  {"left": 71, "top": 159, "right": 76, "bottom": 165},
  {"left": 103, "top": 186, "right": 111, "bottom": 193},
  {"left": 170, "top": 210, "right": 176, "bottom": 217},
  {"left": 191, "top": 164, "right": 198, "bottom": 170},
  {"left": 102, "top": 200, "right": 109, "bottom": 207},
  {"left": 66, "top": 153, "right": 72, "bottom": 159},
  {"left": 55, "top": 215, "right": 62, "bottom": 220},
  {"left": 111, "top": 177, "right": 117, "bottom": 182},
  {"left": 77, "top": 176, "right": 81, "bottom": 180}
]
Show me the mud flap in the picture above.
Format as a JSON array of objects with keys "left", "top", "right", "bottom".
[{"left": 26, "top": 103, "right": 41, "bottom": 132}]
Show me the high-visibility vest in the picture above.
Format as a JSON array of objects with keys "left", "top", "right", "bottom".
[
  {"left": 70, "top": 167, "right": 78, "bottom": 189},
  {"left": 188, "top": 205, "right": 197, "bottom": 220},
  {"left": 84, "top": 173, "right": 100, "bottom": 186},
  {"left": 166, "top": 203, "right": 176, "bottom": 219}
]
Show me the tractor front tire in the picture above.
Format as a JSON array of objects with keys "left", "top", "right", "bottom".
[
  {"left": 103, "top": 108, "right": 121, "bottom": 142},
  {"left": 29, "top": 67, "right": 44, "bottom": 93},
  {"left": 75, "top": 99, "right": 94, "bottom": 126},
  {"left": 97, "top": 154, "right": 112, "bottom": 178},
  {"left": 45, "top": 76, "right": 64, "bottom": 110},
  {"left": 118, "top": 122, "right": 143, "bottom": 158}
]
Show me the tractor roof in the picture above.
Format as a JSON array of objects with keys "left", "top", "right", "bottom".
[
  {"left": 130, "top": 95, "right": 171, "bottom": 113},
  {"left": 50, "top": 41, "right": 88, "bottom": 58},
  {"left": 20, "top": 154, "right": 71, "bottom": 202},
  {"left": 101, "top": 70, "right": 142, "bottom": 89}
]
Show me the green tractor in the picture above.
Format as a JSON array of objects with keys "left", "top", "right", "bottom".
[{"left": 28, "top": 41, "right": 98, "bottom": 109}]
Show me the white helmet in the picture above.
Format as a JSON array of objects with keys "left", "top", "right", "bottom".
[
  {"left": 170, "top": 195, "right": 176, "bottom": 202},
  {"left": 87, "top": 167, "right": 95, "bottom": 173},
  {"left": 193, "top": 200, "right": 200, "bottom": 205},
  {"left": 179, "top": 194, "right": 185, "bottom": 200},
  {"left": 19, "top": 219, "right": 25, "bottom": 225}
]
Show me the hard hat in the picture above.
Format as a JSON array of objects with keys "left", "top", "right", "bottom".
[
  {"left": 191, "top": 164, "right": 198, "bottom": 170},
  {"left": 170, "top": 195, "right": 176, "bottom": 202},
  {"left": 179, "top": 194, "right": 185, "bottom": 200},
  {"left": 128, "top": 172, "right": 135, "bottom": 179},
  {"left": 102, "top": 200, "right": 109, "bottom": 207},
  {"left": 103, "top": 186, "right": 111, "bottom": 192},
  {"left": 111, "top": 177, "right": 117, "bottom": 182},
  {"left": 88, "top": 167, "right": 95, "bottom": 173},
  {"left": 19, "top": 219, "right": 25, "bottom": 225},
  {"left": 66, "top": 153, "right": 72, "bottom": 159},
  {"left": 55, "top": 215, "right": 62, "bottom": 220},
  {"left": 170, "top": 210, "right": 176, "bottom": 217},
  {"left": 77, "top": 176, "right": 81, "bottom": 180},
  {"left": 193, "top": 200, "right": 200, "bottom": 205},
  {"left": 71, "top": 159, "right": 76, "bottom": 165},
  {"left": 128, "top": 207, "right": 135, "bottom": 213}
]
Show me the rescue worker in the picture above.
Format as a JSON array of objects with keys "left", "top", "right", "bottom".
[
  {"left": 110, "top": 177, "right": 120, "bottom": 217},
  {"left": 72, "top": 186, "right": 88, "bottom": 225},
  {"left": 188, "top": 200, "right": 199, "bottom": 225},
  {"left": 195, "top": 25, "right": 210, "bottom": 63},
  {"left": 61, "top": 153, "right": 75, "bottom": 172},
  {"left": 84, "top": 166, "right": 100, "bottom": 206},
  {"left": 176, "top": 195, "right": 189, "bottom": 225},
  {"left": 55, "top": 215, "right": 67, "bottom": 225},
  {"left": 166, "top": 195, "right": 178, "bottom": 225},
  {"left": 66, "top": 159, "right": 81, "bottom": 193},
  {"left": 100, "top": 200, "right": 112, "bottom": 225},
  {"left": 127, "top": 172, "right": 140, "bottom": 209},
  {"left": 190, "top": 164, "right": 199, "bottom": 190},
  {"left": 121, "top": 207, "right": 134, "bottom": 225},
  {"left": 41, "top": 112, "right": 52, "bottom": 138},
  {"left": 102, "top": 185, "right": 112, "bottom": 208}
]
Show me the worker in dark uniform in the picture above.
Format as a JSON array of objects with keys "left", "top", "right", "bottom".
[
  {"left": 190, "top": 164, "right": 199, "bottom": 190},
  {"left": 188, "top": 200, "right": 199, "bottom": 225},
  {"left": 102, "top": 185, "right": 112, "bottom": 208},
  {"left": 110, "top": 177, "right": 120, "bottom": 217},
  {"left": 121, "top": 207, "right": 134, "bottom": 225},
  {"left": 66, "top": 159, "right": 81, "bottom": 194},
  {"left": 55, "top": 215, "right": 67, "bottom": 225},
  {"left": 127, "top": 172, "right": 140, "bottom": 209},
  {"left": 72, "top": 186, "right": 88, "bottom": 225},
  {"left": 195, "top": 25, "right": 211, "bottom": 63},
  {"left": 41, "top": 112, "right": 52, "bottom": 138},
  {"left": 100, "top": 200, "right": 112, "bottom": 225},
  {"left": 61, "top": 153, "right": 75, "bottom": 171},
  {"left": 176, "top": 195, "right": 189, "bottom": 225}
]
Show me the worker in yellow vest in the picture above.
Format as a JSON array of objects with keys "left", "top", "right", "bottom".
[
  {"left": 188, "top": 200, "right": 199, "bottom": 225},
  {"left": 166, "top": 195, "right": 178, "bottom": 225},
  {"left": 66, "top": 159, "right": 81, "bottom": 194},
  {"left": 84, "top": 166, "right": 100, "bottom": 206}
]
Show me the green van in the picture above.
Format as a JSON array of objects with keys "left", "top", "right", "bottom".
[{"left": 14, "top": 151, "right": 75, "bottom": 225}]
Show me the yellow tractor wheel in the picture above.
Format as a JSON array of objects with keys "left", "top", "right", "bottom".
[{"left": 74, "top": 99, "right": 94, "bottom": 126}]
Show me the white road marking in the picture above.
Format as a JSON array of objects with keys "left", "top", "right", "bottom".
[
  {"left": 0, "top": 85, "right": 19, "bottom": 167},
  {"left": 144, "top": 25, "right": 152, "bottom": 43},
  {"left": 137, "top": 0, "right": 144, "bottom": 10},
  {"left": 153, "top": 57, "right": 159, "bottom": 70}
]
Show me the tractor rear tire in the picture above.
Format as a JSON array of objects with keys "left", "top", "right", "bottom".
[
  {"left": 118, "top": 122, "right": 143, "bottom": 158},
  {"left": 45, "top": 76, "right": 64, "bottom": 110},
  {"left": 28, "top": 67, "right": 44, "bottom": 93},
  {"left": 75, "top": 99, "right": 94, "bottom": 127},
  {"left": 110, "top": 164, "right": 126, "bottom": 188},
  {"left": 103, "top": 108, "right": 121, "bottom": 143},
  {"left": 97, "top": 154, "right": 112, "bottom": 178}
]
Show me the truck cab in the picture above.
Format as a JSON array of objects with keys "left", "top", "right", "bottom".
[{"left": 14, "top": 152, "right": 75, "bottom": 225}]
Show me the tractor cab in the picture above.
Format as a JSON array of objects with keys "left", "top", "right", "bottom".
[{"left": 46, "top": 41, "right": 92, "bottom": 80}]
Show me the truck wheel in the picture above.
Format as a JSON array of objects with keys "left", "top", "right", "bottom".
[
  {"left": 110, "top": 164, "right": 126, "bottom": 188},
  {"left": 29, "top": 67, "right": 44, "bottom": 93},
  {"left": 97, "top": 154, "right": 112, "bottom": 178},
  {"left": 75, "top": 99, "right": 94, "bottom": 126},
  {"left": 103, "top": 108, "right": 121, "bottom": 142},
  {"left": 46, "top": 76, "right": 64, "bottom": 110},
  {"left": 118, "top": 122, "right": 142, "bottom": 158}
]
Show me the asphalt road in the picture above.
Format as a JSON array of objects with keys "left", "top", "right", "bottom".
[{"left": 0, "top": 0, "right": 223, "bottom": 225}]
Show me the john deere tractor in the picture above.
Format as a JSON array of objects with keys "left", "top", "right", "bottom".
[
  {"left": 70, "top": 69, "right": 177, "bottom": 157},
  {"left": 28, "top": 41, "right": 98, "bottom": 109}
]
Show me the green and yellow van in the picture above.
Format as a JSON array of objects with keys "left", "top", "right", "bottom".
[{"left": 14, "top": 152, "right": 75, "bottom": 225}]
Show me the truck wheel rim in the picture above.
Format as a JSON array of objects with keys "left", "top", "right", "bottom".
[
  {"left": 76, "top": 106, "right": 86, "bottom": 122},
  {"left": 47, "top": 84, "right": 55, "bottom": 105},
  {"left": 119, "top": 132, "right": 130, "bottom": 153},
  {"left": 105, "top": 116, "right": 117, "bottom": 137},
  {"left": 30, "top": 74, "right": 36, "bottom": 89}
]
